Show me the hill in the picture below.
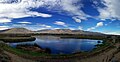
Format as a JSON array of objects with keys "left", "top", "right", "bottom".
[
  {"left": 2, "top": 28, "right": 32, "bottom": 33},
  {"left": 36, "top": 29, "right": 105, "bottom": 35},
  {"left": 0, "top": 28, "right": 105, "bottom": 36}
]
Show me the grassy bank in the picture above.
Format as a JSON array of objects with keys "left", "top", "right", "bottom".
[
  {"left": 0, "top": 33, "right": 118, "bottom": 60},
  {"left": 0, "top": 37, "right": 36, "bottom": 42},
  {"left": 2, "top": 39, "right": 115, "bottom": 60}
]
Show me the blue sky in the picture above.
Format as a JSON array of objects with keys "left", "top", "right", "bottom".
[{"left": 0, "top": 0, "right": 120, "bottom": 35}]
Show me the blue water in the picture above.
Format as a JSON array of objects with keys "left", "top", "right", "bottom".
[{"left": 9, "top": 37, "right": 103, "bottom": 54}]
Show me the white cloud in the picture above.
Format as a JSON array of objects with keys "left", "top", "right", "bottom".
[
  {"left": 54, "top": 28, "right": 60, "bottom": 29},
  {"left": 0, "top": 26, "right": 9, "bottom": 30},
  {"left": 87, "top": 22, "right": 104, "bottom": 31},
  {"left": 69, "top": 28, "right": 75, "bottom": 30},
  {"left": 87, "top": 27, "right": 96, "bottom": 31},
  {"left": 98, "top": 8, "right": 111, "bottom": 20},
  {"left": 27, "top": 11, "right": 52, "bottom": 18},
  {"left": 17, "top": 21, "right": 31, "bottom": 24},
  {"left": 42, "top": 25, "right": 51, "bottom": 28},
  {"left": 0, "top": 11, "right": 52, "bottom": 19},
  {"left": 60, "top": 0, "right": 88, "bottom": 22},
  {"left": 0, "top": 0, "right": 52, "bottom": 23},
  {"left": 96, "top": 22, "right": 103, "bottom": 27},
  {"left": 72, "top": 17, "right": 82, "bottom": 23},
  {"left": 78, "top": 26, "right": 83, "bottom": 30},
  {"left": 40, "top": 0, "right": 88, "bottom": 22},
  {"left": 0, "top": 0, "right": 90, "bottom": 23},
  {"left": 11, "top": 24, "right": 52, "bottom": 31},
  {"left": 0, "top": 18, "right": 11, "bottom": 23},
  {"left": 97, "top": 0, "right": 120, "bottom": 20},
  {"left": 39, "top": 24, "right": 52, "bottom": 28},
  {"left": 54, "top": 21, "right": 67, "bottom": 27}
]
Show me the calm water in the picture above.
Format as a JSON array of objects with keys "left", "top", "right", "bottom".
[{"left": 9, "top": 36, "right": 103, "bottom": 54}]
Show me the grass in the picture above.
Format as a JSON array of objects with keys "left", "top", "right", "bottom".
[
  {"left": 3, "top": 44, "right": 76, "bottom": 58},
  {"left": 1, "top": 34, "right": 116, "bottom": 59},
  {"left": 3, "top": 44, "right": 88, "bottom": 59},
  {"left": 3, "top": 45, "right": 49, "bottom": 57},
  {"left": 2, "top": 39, "right": 113, "bottom": 59},
  {"left": 92, "top": 40, "right": 113, "bottom": 51},
  {"left": 0, "top": 37, "right": 36, "bottom": 42}
]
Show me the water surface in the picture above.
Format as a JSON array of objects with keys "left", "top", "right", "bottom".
[{"left": 9, "top": 36, "right": 103, "bottom": 54}]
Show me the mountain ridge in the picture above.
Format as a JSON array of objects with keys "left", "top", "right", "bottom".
[
  {"left": 1, "top": 28, "right": 32, "bottom": 33},
  {"left": 36, "top": 29, "right": 105, "bottom": 35},
  {"left": 0, "top": 28, "right": 105, "bottom": 35}
]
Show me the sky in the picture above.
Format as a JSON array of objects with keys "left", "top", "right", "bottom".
[{"left": 0, "top": 0, "right": 120, "bottom": 35}]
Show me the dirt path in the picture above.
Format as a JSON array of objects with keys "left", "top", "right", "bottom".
[
  {"left": 78, "top": 48, "right": 116, "bottom": 62},
  {"left": 4, "top": 51, "right": 35, "bottom": 62},
  {"left": 77, "top": 43, "right": 120, "bottom": 62}
]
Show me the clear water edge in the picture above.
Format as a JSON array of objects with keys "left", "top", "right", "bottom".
[{"left": 9, "top": 36, "right": 103, "bottom": 54}]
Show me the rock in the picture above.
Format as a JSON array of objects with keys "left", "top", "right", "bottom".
[{"left": 97, "top": 41, "right": 101, "bottom": 43}]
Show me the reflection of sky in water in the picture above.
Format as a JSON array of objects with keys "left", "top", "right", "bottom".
[{"left": 9, "top": 37, "right": 103, "bottom": 54}]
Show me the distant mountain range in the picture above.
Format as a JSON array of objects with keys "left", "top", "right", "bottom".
[
  {"left": 1, "top": 28, "right": 32, "bottom": 33},
  {"left": 36, "top": 29, "right": 105, "bottom": 35},
  {"left": 0, "top": 28, "right": 105, "bottom": 35}
]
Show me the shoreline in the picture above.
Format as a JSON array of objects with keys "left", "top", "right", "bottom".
[
  {"left": 0, "top": 33, "right": 119, "bottom": 62},
  {"left": 0, "top": 37, "right": 36, "bottom": 43}
]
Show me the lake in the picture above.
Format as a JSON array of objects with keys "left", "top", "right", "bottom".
[{"left": 9, "top": 36, "right": 103, "bottom": 54}]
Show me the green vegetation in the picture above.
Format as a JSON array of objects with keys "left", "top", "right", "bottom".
[
  {"left": 3, "top": 46, "right": 76, "bottom": 59},
  {"left": 92, "top": 40, "right": 115, "bottom": 52},
  {"left": 0, "top": 37, "right": 36, "bottom": 42},
  {"left": 3, "top": 44, "right": 49, "bottom": 56},
  {"left": 60, "top": 35, "right": 106, "bottom": 40},
  {"left": 2, "top": 39, "right": 114, "bottom": 60},
  {"left": 0, "top": 33, "right": 119, "bottom": 60}
]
